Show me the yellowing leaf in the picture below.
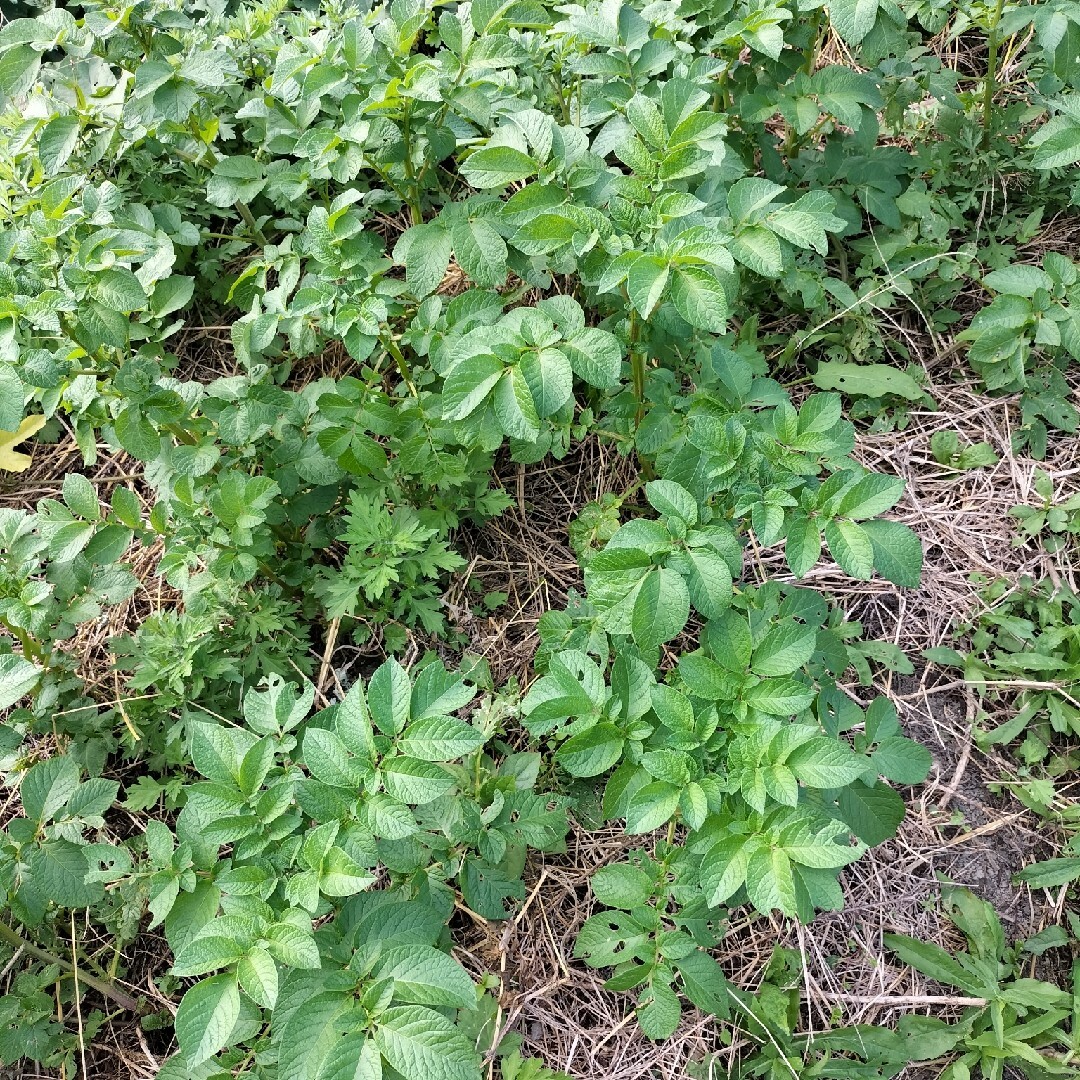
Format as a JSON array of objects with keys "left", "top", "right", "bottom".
[{"left": 0, "top": 415, "right": 47, "bottom": 472}]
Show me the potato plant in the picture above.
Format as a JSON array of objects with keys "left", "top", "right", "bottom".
[{"left": 0, "top": 0, "right": 1077, "bottom": 1075}]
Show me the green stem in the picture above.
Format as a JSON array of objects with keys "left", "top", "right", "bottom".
[
  {"left": 401, "top": 101, "right": 422, "bottom": 226},
  {"left": 628, "top": 307, "right": 645, "bottom": 428},
  {"left": 257, "top": 561, "right": 288, "bottom": 588},
  {"left": 384, "top": 336, "right": 417, "bottom": 395},
  {"left": 981, "top": 0, "right": 1006, "bottom": 152},
  {"left": 413, "top": 65, "right": 467, "bottom": 197},
  {"left": 163, "top": 422, "right": 198, "bottom": 447},
  {"left": 712, "top": 70, "right": 729, "bottom": 114},
  {"left": 186, "top": 122, "right": 269, "bottom": 245},
  {"left": 552, "top": 61, "right": 572, "bottom": 126},
  {"left": 3, "top": 621, "right": 44, "bottom": 664},
  {"left": 234, "top": 201, "right": 270, "bottom": 247},
  {"left": 0, "top": 922, "right": 140, "bottom": 1014},
  {"left": 803, "top": 11, "right": 822, "bottom": 75}
]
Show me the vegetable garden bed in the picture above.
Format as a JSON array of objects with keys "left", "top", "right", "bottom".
[{"left": 2, "top": 1, "right": 1080, "bottom": 1077}]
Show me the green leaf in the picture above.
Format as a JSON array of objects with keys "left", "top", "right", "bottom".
[
  {"left": 151, "top": 276, "right": 195, "bottom": 318},
  {"left": 627, "top": 255, "right": 670, "bottom": 318},
  {"left": 410, "top": 665, "right": 474, "bottom": 722},
  {"left": 319, "top": 1034, "right": 383, "bottom": 1080},
  {"left": 638, "top": 980, "right": 681, "bottom": 1040},
  {"left": 206, "top": 155, "right": 266, "bottom": 207},
  {"left": 677, "top": 952, "right": 730, "bottom": 1018},
  {"left": 451, "top": 216, "right": 508, "bottom": 288},
  {"left": 29, "top": 840, "right": 102, "bottom": 907},
  {"left": 626, "top": 92, "right": 668, "bottom": 148},
  {"left": 374, "top": 1005, "right": 480, "bottom": 1080},
  {"left": 562, "top": 327, "right": 622, "bottom": 389},
  {"left": 828, "top": 0, "right": 880, "bottom": 44},
  {"left": 0, "top": 653, "right": 41, "bottom": 712},
  {"left": 812, "top": 362, "right": 922, "bottom": 400},
  {"left": 700, "top": 836, "right": 749, "bottom": 906},
  {"left": 798, "top": 393, "right": 843, "bottom": 435},
  {"left": 460, "top": 145, "right": 537, "bottom": 188},
  {"left": 21, "top": 756, "right": 80, "bottom": 825},
  {"left": 870, "top": 737, "right": 931, "bottom": 785},
  {"left": 191, "top": 722, "right": 241, "bottom": 785},
  {"left": 591, "top": 863, "right": 654, "bottom": 909},
  {"left": 443, "top": 355, "right": 504, "bottom": 421},
  {"left": 320, "top": 847, "right": 377, "bottom": 896},
  {"left": 266, "top": 923, "right": 322, "bottom": 968},
  {"left": 493, "top": 366, "right": 540, "bottom": 441},
  {"left": 63, "top": 475, "right": 98, "bottom": 520},
  {"left": 784, "top": 515, "right": 821, "bottom": 578},
  {"left": 838, "top": 474, "right": 904, "bottom": 520},
  {"left": 0, "top": 367, "right": 26, "bottom": 433},
  {"left": 678, "top": 653, "right": 733, "bottom": 699},
  {"left": 399, "top": 715, "right": 485, "bottom": 761},
  {"left": 368, "top": 659, "right": 412, "bottom": 736},
  {"left": 861, "top": 519, "right": 922, "bottom": 587},
  {"left": 277, "top": 990, "right": 353, "bottom": 1080},
  {"left": 575, "top": 911, "right": 651, "bottom": 968},
  {"left": 650, "top": 684, "right": 695, "bottom": 735},
  {"left": 631, "top": 567, "right": 690, "bottom": 648},
  {"left": 556, "top": 723, "right": 625, "bottom": 777},
  {"left": 90, "top": 268, "right": 147, "bottom": 313},
  {"left": 649, "top": 749, "right": 694, "bottom": 786},
  {"left": 787, "top": 738, "right": 866, "bottom": 787},
  {"left": 373, "top": 945, "right": 476, "bottom": 1008},
  {"left": 38, "top": 115, "right": 80, "bottom": 173},
  {"left": 825, "top": 519, "right": 874, "bottom": 579},
  {"left": 727, "top": 178, "right": 785, "bottom": 224},
  {"left": 396, "top": 224, "right": 453, "bottom": 298},
  {"left": 745, "top": 847, "right": 798, "bottom": 917},
  {"left": 381, "top": 757, "right": 456, "bottom": 804},
  {"left": 838, "top": 780, "right": 905, "bottom": 844},
  {"left": 743, "top": 678, "right": 815, "bottom": 716},
  {"left": 238, "top": 948, "right": 278, "bottom": 1010},
  {"left": 921, "top": 646, "right": 965, "bottom": 667},
  {"left": 751, "top": 621, "right": 817, "bottom": 678},
  {"left": 0, "top": 45, "right": 42, "bottom": 100},
  {"left": 982, "top": 265, "right": 1055, "bottom": 298},
  {"left": 1032, "top": 119, "right": 1080, "bottom": 170},
  {"left": 675, "top": 549, "right": 733, "bottom": 620},
  {"left": 645, "top": 480, "right": 698, "bottom": 526},
  {"left": 1014, "top": 858, "right": 1080, "bottom": 888},
  {"left": 172, "top": 928, "right": 247, "bottom": 977},
  {"left": 624, "top": 781, "right": 681, "bottom": 834},
  {"left": 766, "top": 204, "right": 836, "bottom": 253},
  {"left": 166, "top": 881, "right": 221, "bottom": 959},
  {"left": 884, "top": 935, "right": 985, "bottom": 994},
  {"left": 522, "top": 347, "right": 573, "bottom": 416},
  {"left": 730, "top": 227, "right": 783, "bottom": 277},
  {"left": 670, "top": 266, "right": 728, "bottom": 331},
  {"left": 175, "top": 974, "right": 241, "bottom": 1067},
  {"left": 114, "top": 407, "right": 160, "bottom": 460},
  {"left": 706, "top": 611, "right": 753, "bottom": 673}
]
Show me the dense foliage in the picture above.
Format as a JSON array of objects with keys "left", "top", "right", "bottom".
[{"left": 1, "top": 0, "right": 1079, "bottom": 1075}]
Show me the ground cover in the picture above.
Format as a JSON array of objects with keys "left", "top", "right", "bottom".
[{"left": 2, "top": 0, "right": 1080, "bottom": 1077}]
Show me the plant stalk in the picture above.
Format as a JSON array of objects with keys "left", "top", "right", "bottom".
[
  {"left": 981, "top": 0, "right": 1006, "bottom": 152},
  {"left": 0, "top": 922, "right": 140, "bottom": 1013},
  {"left": 234, "top": 200, "right": 270, "bottom": 247},
  {"left": 384, "top": 336, "right": 417, "bottom": 395},
  {"left": 629, "top": 308, "right": 645, "bottom": 428},
  {"left": 401, "top": 101, "right": 423, "bottom": 225}
]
